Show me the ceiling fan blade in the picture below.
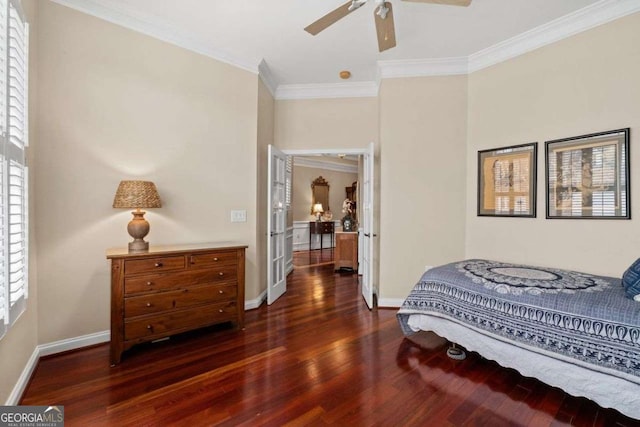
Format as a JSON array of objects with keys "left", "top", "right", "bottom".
[
  {"left": 374, "top": 2, "right": 396, "bottom": 52},
  {"left": 304, "top": 1, "right": 357, "bottom": 35},
  {"left": 402, "top": 0, "right": 471, "bottom": 6}
]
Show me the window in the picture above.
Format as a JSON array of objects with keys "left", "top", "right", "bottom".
[
  {"left": 285, "top": 156, "right": 292, "bottom": 208},
  {"left": 0, "top": 0, "right": 28, "bottom": 340}
]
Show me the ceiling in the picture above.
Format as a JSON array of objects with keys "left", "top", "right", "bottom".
[{"left": 56, "top": 0, "right": 633, "bottom": 92}]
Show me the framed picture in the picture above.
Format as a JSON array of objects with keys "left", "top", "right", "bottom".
[
  {"left": 546, "top": 128, "right": 630, "bottom": 219},
  {"left": 477, "top": 143, "right": 537, "bottom": 217}
]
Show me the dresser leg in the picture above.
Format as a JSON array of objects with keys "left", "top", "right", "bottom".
[{"left": 110, "top": 346, "right": 123, "bottom": 366}]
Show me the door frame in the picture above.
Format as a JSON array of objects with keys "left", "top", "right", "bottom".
[{"left": 278, "top": 146, "right": 377, "bottom": 305}]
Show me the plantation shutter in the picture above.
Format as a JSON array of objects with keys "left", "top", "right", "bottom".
[
  {"left": 0, "top": 0, "right": 8, "bottom": 339},
  {"left": 0, "top": 0, "right": 27, "bottom": 339},
  {"left": 553, "top": 142, "right": 619, "bottom": 217},
  {"left": 285, "top": 156, "right": 292, "bottom": 208}
]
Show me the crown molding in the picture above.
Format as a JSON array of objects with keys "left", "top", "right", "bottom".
[
  {"left": 50, "top": 0, "right": 640, "bottom": 99},
  {"left": 266, "top": 0, "right": 639, "bottom": 98},
  {"left": 377, "top": 56, "right": 468, "bottom": 79},
  {"left": 468, "top": 0, "right": 640, "bottom": 73},
  {"left": 378, "top": 0, "right": 640, "bottom": 79},
  {"left": 275, "top": 82, "right": 379, "bottom": 100},
  {"left": 49, "top": 0, "right": 259, "bottom": 74},
  {"left": 258, "top": 60, "right": 277, "bottom": 98},
  {"left": 293, "top": 157, "right": 358, "bottom": 174}
]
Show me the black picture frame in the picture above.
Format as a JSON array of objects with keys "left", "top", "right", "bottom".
[
  {"left": 545, "top": 128, "right": 630, "bottom": 219},
  {"left": 477, "top": 142, "right": 537, "bottom": 217}
]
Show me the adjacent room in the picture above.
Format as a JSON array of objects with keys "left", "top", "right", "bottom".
[
  {"left": 1, "top": 0, "right": 639, "bottom": 424},
  {"left": 290, "top": 154, "right": 361, "bottom": 271}
]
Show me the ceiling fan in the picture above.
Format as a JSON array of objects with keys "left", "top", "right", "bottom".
[{"left": 304, "top": 0, "right": 471, "bottom": 53}]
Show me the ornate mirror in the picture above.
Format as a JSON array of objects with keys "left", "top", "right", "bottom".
[{"left": 311, "top": 176, "right": 330, "bottom": 214}]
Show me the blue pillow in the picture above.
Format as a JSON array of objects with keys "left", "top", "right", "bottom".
[{"left": 622, "top": 258, "right": 640, "bottom": 300}]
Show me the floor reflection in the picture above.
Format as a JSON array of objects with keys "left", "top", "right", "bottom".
[{"left": 394, "top": 333, "right": 635, "bottom": 426}]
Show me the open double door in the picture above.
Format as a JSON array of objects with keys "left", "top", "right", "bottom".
[{"left": 267, "top": 144, "right": 375, "bottom": 308}]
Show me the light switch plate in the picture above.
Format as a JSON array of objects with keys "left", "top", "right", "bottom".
[{"left": 231, "top": 210, "right": 247, "bottom": 223}]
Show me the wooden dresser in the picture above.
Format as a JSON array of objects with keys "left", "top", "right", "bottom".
[
  {"left": 334, "top": 232, "right": 358, "bottom": 271},
  {"left": 107, "top": 243, "right": 247, "bottom": 365}
]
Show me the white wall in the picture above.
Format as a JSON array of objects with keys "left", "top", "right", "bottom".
[{"left": 466, "top": 12, "right": 640, "bottom": 277}]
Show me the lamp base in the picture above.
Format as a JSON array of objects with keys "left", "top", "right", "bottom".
[
  {"left": 128, "top": 239, "right": 150, "bottom": 252},
  {"left": 127, "top": 209, "right": 151, "bottom": 252}
]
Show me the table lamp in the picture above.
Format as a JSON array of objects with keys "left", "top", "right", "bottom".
[
  {"left": 112, "top": 180, "right": 161, "bottom": 252},
  {"left": 313, "top": 203, "right": 324, "bottom": 221}
]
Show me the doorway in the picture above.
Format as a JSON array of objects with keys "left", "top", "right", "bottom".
[
  {"left": 267, "top": 144, "right": 376, "bottom": 309},
  {"left": 290, "top": 153, "right": 359, "bottom": 270}
]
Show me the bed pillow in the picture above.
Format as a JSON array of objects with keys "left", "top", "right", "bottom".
[{"left": 622, "top": 258, "right": 640, "bottom": 300}]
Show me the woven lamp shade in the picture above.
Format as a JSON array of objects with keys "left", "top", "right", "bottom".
[{"left": 112, "top": 180, "right": 161, "bottom": 209}]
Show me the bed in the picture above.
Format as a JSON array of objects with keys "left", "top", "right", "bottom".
[{"left": 396, "top": 259, "right": 640, "bottom": 420}]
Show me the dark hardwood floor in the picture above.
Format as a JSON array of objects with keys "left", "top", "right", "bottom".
[
  {"left": 21, "top": 260, "right": 640, "bottom": 426},
  {"left": 293, "top": 248, "right": 335, "bottom": 268}
]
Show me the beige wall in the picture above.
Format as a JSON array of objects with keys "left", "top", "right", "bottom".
[
  {"left": 0, "top": 0, "right": 38, "bottom": 404},
  {"left": 34, "top": 1, "right": 259, "bottom": 344},
  {"left": 379, "top": 76, "right": 468, "bottom": 300},
  {"left": 4, "top": 0, "right": 639, "bottom": 404},
  {"left": 466, "top": 12, "right": 640, "bottom": 277},
  {"left": 256, "top": 79, "right": 274, "bottom": 299},
  {"left": 274, "top": 96, "right": 381, "bottom": 298},
  {"left": 291, "top": 165, "right": 357, "bottom": 222},
  {"left": 275, "top": 97, "right": 378, "bottom": 150}
]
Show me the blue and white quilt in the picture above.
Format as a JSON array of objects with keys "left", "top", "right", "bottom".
[{"left": 397, "top": 260, "right": 640, "bottom": 383}]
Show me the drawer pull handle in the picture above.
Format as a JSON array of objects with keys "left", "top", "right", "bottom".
[
  {"left": 219, "top": 290, "right": 224, "bottom": 294},
  {"left": 146, "top": 281, "right": 153, "bottom": 286},
  {"left": 155, "top": 262, "right": 163, "bottom": 268},
  {"left": 218, "top": 272, "right": 224, "bottom": 277},
  {"left": 213, "top": 257, "right": 219, "bottom": 261},
  {"left": 219, "top": 309, "right": 224, "bottom": 313},
  {"left": 146, "top": 303, "right": 152, "bottom": 307},
  {"left": 146, "top": 325, "right": 153, "bottom": 330}
]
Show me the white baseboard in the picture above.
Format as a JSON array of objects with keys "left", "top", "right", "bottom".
[
  {"left": 377, "top": 298, "right": 404, "bottom": 308},
  {"left": 38, "top": 330, "right": 110, "bottom": 357},
  {"left": 5, "top": 330, "right": 111, "bottom": 405},
  {"left": 5, "top": 347, "right": 39, "bottom": 405},
  {"left": 245, "top": 290, "right": 266, "bottom": 310}
]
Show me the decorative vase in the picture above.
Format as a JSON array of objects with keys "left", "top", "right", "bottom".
[{"left": 342, "top": 215, "right": 353, "bottom": 232}]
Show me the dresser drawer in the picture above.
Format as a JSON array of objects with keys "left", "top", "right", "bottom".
[
  {"left": 124, "top": 283, "right": 237, "bottom": 317},
  {"left": 189, "top": 251, "right": 237, "bottom": 268},
  {"left": 320, "top": 222, "right": 334, "bottom": 233},
  {"left": 125, "top": 269, "right": 221, "bottom": 295},
  {"left": 125, "top": 256, "right": 185, "bottom": 276},
  {"left": 124, "top": 302, "right": 237, "bottom": 341},
  {"left": 310, "top": 221, "right": 334, "bottom": 234},
  {"left": 208, "top": 265, "right": 238, "bottom": 283}
]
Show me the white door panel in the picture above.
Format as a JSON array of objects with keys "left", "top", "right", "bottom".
[
  {"left": 361, "top": 142, "right": 375, "bottom": 309},
  {"left": 267, "top": 145, "right": 287, "bottom": 305}
]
